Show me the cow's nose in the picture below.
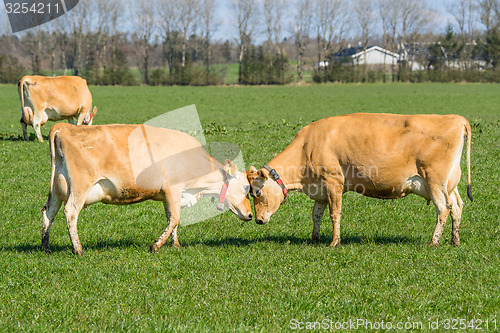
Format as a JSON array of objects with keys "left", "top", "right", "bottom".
[
  {"left": 248, "top": 213, "right": 253, "bottom": 220},
  {"left": 256, "top": 219, "right": 264, "bottom": 225}
]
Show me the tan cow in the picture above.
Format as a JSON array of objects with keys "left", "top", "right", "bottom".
[
  {"left": 18, "top": 75, "right": 97, "bottom": 142},
  {"left": 247, "top": 113, "right": 472, "bottom": 247},
  {"left": 42, "top": 123, "right": 253, "bottom": 255}
]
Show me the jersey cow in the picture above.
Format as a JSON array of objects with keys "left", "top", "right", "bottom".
[
  {"left": 42, "top": 123, "right": 253, "bottom": 255},
  {"left": 247, "top": 113, "right": 472, "bottom": 247},
  {"left": 18, "top": 75, "right": 97, "bottom": 142}
]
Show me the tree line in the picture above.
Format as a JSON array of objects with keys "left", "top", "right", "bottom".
[{"left": 1, "top": 0, "right": 499, "bottom": 85}]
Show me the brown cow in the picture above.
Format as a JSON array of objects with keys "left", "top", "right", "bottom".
[
  {"left": 42, "top": 123, "right": 253, "bottom": 255},
  {"left": 247, "top": 113, "right": 472, "bottom": 247},
  {"left": 18, "top": 75, "right": 97, "bottom": 142}
]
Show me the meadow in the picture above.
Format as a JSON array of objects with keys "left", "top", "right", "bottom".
[{"left": 0, "top": 83, "right": 498, "bottom": 331}]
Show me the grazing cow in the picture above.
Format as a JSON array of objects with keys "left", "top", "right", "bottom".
[
  {"left": 42, "top": 123, "right": 253, "bottom": 255},
  {"left": 247, "top": 113, "right": 472, "bottom": 247},
  {"left": 18, "top": 75, "right": 97, "bottom": 142}
]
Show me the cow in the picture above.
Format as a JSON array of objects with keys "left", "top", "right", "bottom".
[
  {"left": 42, "top": 123, "right": 253, "bottom": 255},
  {"left": 247, "top": 113, "right": 472, "bottom": 247},
  {"left": 18, "top": 75, "right": 97, "bottom": 142}
]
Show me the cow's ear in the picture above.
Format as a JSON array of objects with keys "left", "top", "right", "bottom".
[
  {"left": 257, "top": 169, "right": 268, "bottom": 180},
  {"left": 219, "top": 168, "right": 231, "bottom": 183},
  {"left": 220, "top": 160, "right": 237, "bottom": 183},
  {"left": 246, "top": 168, "right": 258, "bottom": 183},
  {"left": 224, "top": 159, "right": 238, "bottom": 174}
]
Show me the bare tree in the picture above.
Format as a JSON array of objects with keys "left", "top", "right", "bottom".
[
  {"left": 477, "top": 0, "right": 500, "bottom": 33},
  {"left": 293, "top": 0, "right": 312, "bottom": 83},
  {"left": 263, "top": 0, "right": 286, "bottom": 55},
  {"left": 158, "top": 0, "right": 178, "bottom": 73},
  {"left": 175, "top": 0, "right": 201, "bottom": 68},
  {"left": 399, "top": 0, "right": 433, "bottom": 71},
  {"left": 43, "top": 14, "right": 67, "bottom": 75},
  {"left": 449, "top": 0, "right": 476, "bottom": 69},
  {"left": 313, "top": 0, "right": 345, "bottom": 65},
  {"left": 94, "top": 0, "right": 123, "bottom": 72},
  {"left": 200, "top": 0, "right": 217, "bottom": 82},
  {"left": 352, "top": 0, "right": 373, "bottom": 68},
  {"left": 378, "top": 0, "right": 392, "bottom": 68},
  {"left": 66, "top": 0, "right": 93, "bottom": 76},
  {"left": 134, "top": 0, "right": 157, "bottom": 84},
  {"left": 231, "top": 0, "right": 258, "bottom": 84},
  {"left": 386, "top": 0, "right": 404, "bottom": 80}
]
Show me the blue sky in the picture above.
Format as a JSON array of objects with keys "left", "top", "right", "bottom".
[
  {"left": 212, "top": 0, "right": 463, "bottom": 42},
  {"left": 0, "top": 0, "right": 475, "bottom": 39}
]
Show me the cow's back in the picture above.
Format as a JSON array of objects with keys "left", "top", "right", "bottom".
[
  {"left": 304, "top": 113, "right": 466, "bottom": 165},
  {"left": 23, "top": 75, "right": 92, "bottom": 114},
  {"left": 51, "top": 124, "right": 217, "bottom": 204},
  {"left": 301, "top": 113, "right": 468, "bottom": 198}
]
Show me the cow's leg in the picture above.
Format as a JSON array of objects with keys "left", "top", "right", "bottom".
[
  {"left": 325, "top": 179, "right": 344, "bottom": 247},
  {"left": 21, "top": 120, "right": 29, "bottom": 141},
  {"left": 170, "top": 217, "right": 180, "bottom": 248},
  {"left": 63, "top": 196, "right": 85, "bottom": 255},
  {"left": 21, "top": 106, "right": 33, "bottom": 141},
  {"left": 150, "top": 189, "right": 181, "bottom": 253},
  {"left": 450, "top": 188, "right": 463, "bottom": 246},
  {"left": 33, "top": 120, "right": 43, "bottom": 142},
  {"left": 31, "top": 103, "right": 49, "bottom": 142},
  {"left": 76, "top": 107, "right": 85, "bottom": 125},
  {"left": 41, "top": 193, "right": 62, "bottom": 253},
  {"left": 312, "top": 201, "right": 327, "bottom": 244},
  {"left": 429, "top": 186, "right": 452, "bottom": 247}
]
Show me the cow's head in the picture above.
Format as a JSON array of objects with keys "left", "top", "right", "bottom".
[
  {"left": 246, "top": 166, "right": 285, "bottom": 224},
  {"left": 219, "top": 160, "right": 253, "bottom": 221}
]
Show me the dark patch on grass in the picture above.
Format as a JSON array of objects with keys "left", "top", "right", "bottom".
[
  {"left": 182, "top": 234, "right": 420, "bottom": 247},
  {"left": 2, "top": 238, "right": 144, "bottom": 254},
  {"left": 0, "top": 133, "right": 48, "bottom": 141}
]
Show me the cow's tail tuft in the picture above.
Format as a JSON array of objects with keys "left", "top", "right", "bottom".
[{"left": 465, "top": 120, "right": 473, "bottom": 202}]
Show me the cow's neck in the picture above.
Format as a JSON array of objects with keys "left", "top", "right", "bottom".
[
  {"left": 187, "top": 169, "right": 226, "bottom": 199},
  {"left": 265, "top": 141, "right": 305, "bottom": 192}
]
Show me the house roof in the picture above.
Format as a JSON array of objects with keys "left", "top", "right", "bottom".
[{"left": 333, "top": 45, "right": 399, "bottom": 59}]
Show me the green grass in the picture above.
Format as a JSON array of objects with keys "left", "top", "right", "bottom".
[{"left": 0, "top": 83, "right": 499, "bottom": 331}]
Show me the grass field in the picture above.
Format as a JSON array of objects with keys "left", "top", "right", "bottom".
[{"left": 0, "top": 83, "right": 498, "bottom": 331}]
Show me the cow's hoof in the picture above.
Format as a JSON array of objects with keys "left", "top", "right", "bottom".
[
  {"left": 150, "top": 243, "right": 160, "bottom": 253},
  {"left": 312, "top": 236, "right": 320, "bottom": 244},
  {"left": 427, "top": 241, "right": 440, "bottom": 247},
  {"left": 329, "top": 240, "right": 341, "bottom": 247},
  {"left": 450, "top": 240, "right": 460, "bottom": 246},
  {"left": 172, "top": 242, "right": 181, "bottom": 249},
  {"left": 72, "top": 248, "right": 84, "bottom": 256},
  {"left": 42, "top": 247, "right": 52, "bottom": 254}
]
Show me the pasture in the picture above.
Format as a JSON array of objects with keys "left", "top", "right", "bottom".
[{"left": 0, "top": 83, "right": 498, "bottom": 331}]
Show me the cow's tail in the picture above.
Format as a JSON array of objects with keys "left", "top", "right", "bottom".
[
  {"left": 465, "top": 119, "right": 473, "bottom": 202},
  {"left": 18, "top": 77, "right": 26, "bottom": 120},
  {"left": 44, "top": 126, "right": 60, "bottom": 210}
]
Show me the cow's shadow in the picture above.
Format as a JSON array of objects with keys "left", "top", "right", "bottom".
[
  {"left": 182, "top": 234, "right": 420, "bottom": 248},
  {"left": 0, "top": 133, "right": 48, "bottom": 142},
  {"left": 5, "top": 234, "right": 419, "bottom": 254},
  {"left": 5, "top": 238, "right": 144, "bottom": 254}
]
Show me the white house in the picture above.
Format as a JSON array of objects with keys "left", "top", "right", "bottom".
[{"left": 351, "top": 46, "right": 400, "bottom": 65}]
